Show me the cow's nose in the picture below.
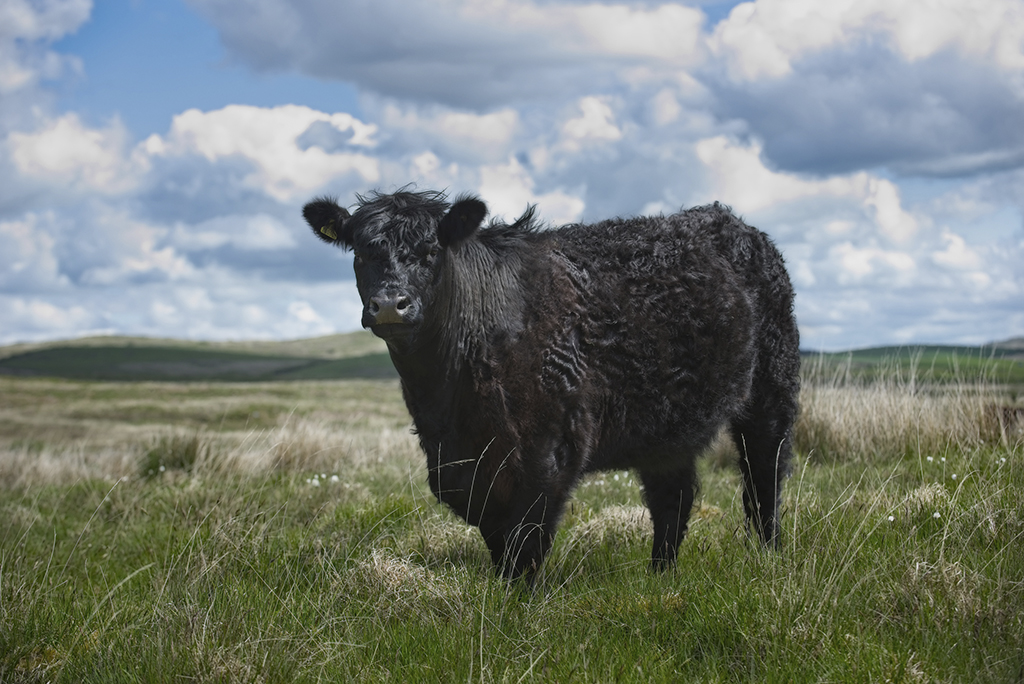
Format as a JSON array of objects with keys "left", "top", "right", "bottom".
[{"left": 368, "top": 294, "right": 413, "bottom": 325}]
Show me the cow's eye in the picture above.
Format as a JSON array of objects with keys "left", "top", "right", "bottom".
[
  {"left": 416, "top": 243, "right": 440, "bottom": 264},
  {"left": 352, "top": 251, "right": 364, "bottom": 265}
]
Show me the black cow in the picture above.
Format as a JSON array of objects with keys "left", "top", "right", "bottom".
[{"left": 303, "top": 190, "right": 800, "bottom": 580}]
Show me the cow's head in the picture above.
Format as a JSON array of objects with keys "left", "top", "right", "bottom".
[{"left": 303, "top": 190, "right": 487, "bottom": 347}]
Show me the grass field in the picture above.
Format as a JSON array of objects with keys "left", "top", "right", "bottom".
[{"left": 1, "top": 342, "right": 1022, "bottom": 682}]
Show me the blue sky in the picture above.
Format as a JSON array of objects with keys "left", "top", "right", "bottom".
[
  {"left": 53, "top": 0, "right": 362, "bottom": 138},
  {"left": 1, "top": 0, "right": 1022, "bottom": 350}
]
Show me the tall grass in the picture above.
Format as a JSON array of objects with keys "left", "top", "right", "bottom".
[
  {"left": 1, "top": 363, "right": 1022, "bottom": 682},
  {"left": 795, "top": 352, "right": 1017, "bottom": 462}
]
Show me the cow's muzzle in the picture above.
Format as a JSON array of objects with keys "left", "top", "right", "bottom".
[{"left": 364, "top": 293, "right": 418, "bottom": 328}]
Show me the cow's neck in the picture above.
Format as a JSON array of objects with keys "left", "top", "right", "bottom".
[
  {"left": 412, "top": 238, "right": 524, "bottom": 371},
  {"left": 434, "top": 238, "right": 526, "bottom": 356},
  {"left": 387, "top": 237, "right": 527, "bottom": 418}
]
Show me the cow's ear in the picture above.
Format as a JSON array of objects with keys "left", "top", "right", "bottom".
[
  {"left": 303, "top": 197, "right": 352, "bottom": 246},
  {"left": 437, "top": 196, "right": 487, "bottom": 248}
]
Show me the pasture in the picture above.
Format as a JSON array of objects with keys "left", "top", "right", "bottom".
[{"left": 1, "top": 336, "right": 1022, "bottom": 682}]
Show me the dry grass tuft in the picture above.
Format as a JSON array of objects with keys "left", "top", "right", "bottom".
[
  {"left": 565, "top": 504, "right": 651, "bottom": 549},
  {"left": 407, "top": 513, "right": 489, "bottom": 570},
  {"left": 0, "top": 442, "right": 137, "bottom": 488},
  {"left": 883, "top": 558, "right": 986, "bottom": 629},
  {"left": 204, "top": 420, "right": 421, "bottom": 478},
  {"left": 338, "top": 549, "right": 467, "bottom": 623}
]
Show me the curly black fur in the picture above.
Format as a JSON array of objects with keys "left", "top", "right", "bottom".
[{"left": 303, "top": 190, "right": 801, "bottom": 581}]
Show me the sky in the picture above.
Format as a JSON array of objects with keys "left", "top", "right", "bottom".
[{"left": 1, "top": 0, "right": 1023, "bottom": 351}]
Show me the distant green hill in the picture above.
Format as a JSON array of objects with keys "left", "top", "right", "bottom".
[
  {"left": 2, "top": 332, "right": 1022, "bottom": 384},
  {"left": 0, "top": 331, "right": 397, "bottom": 382}
]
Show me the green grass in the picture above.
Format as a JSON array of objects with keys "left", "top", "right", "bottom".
[{"left": 1, "top": 367, "right": 1023, "bottom": 682}]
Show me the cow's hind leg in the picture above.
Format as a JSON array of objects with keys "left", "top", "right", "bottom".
[
  {"left": 639, "top": 462, "right": 697, "bottom": 571},
  {"left": 730, "top": 402, "right": 795, "bottom": 548}
]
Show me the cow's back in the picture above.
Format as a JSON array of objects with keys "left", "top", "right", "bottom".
[{"left": 522, "top": 206, "right": 762, "bottom": 471}]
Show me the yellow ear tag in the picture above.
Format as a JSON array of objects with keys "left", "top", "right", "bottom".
[{"left": 320, "top": 223, "right": 338, "bottom": 240}]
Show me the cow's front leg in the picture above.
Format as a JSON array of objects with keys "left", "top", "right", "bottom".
[
  {"left": 639, "top": 462, "right": 698, "bottom": 571},
  {"left": 478, "top": 490, "right": 567, "bottom": 581}
]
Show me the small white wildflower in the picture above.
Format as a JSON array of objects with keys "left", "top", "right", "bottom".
[
  {"left": 614, "top": 473, "right": 620, "bottom": 481},
  {"left": 310, "top": 478, "right": 320, "bottom": 487},
  {"left": 951, "top": 474, "right": 957, "bottom": 480},
  {"left": 1000, "top": 457, "right": 1007, "bottom": 464},
  {"left": 330, "top": 475, "right": 340, "bottom": 483},
  {"left": 158, "top": 465, "right": 165, "bottom": 472},
  {"left": 887, "top": 515, "right": 895, "bottom": 522},
  {"left": 941, "top": 457, "right": 946, "bottom": 462},
  {"left": 321, "top": 473, "right": 326, "bottom": 479},
  {"left": 305, "top": 478, "right": 311, "bottom": 484},
  {"left": 926, "top": 456, "right": 934, "bottom": 462},
  {"left": 933, "top": 511, "right": 941, "bottom": 519}
]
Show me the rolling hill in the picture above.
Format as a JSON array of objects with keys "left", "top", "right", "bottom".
[
  {"left": 1, "top": 332, "right": 1022, "bottom": 383},
  {"left": 0, "top": 331, "right": 397, "bottom": 382}
]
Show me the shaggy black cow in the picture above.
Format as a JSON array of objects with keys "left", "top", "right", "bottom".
[{"left": 303, "top": 190, "right": 800, "bottom": 580}]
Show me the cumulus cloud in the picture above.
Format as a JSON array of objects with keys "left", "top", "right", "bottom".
[
  {"left": 829, "top": 242, "right": 916, "bottom": 286},
  {"left": 171, "top": 214, "right": 297, "bottom": 252},
  {"left": 478, "top": 157, "right": 585, "bottom": 225},
  {"left": 186, "top": 0, "right": 704, "bottom": 107},
  {"left": 708, "top": 46, "right": 1024, "bottom": 177},
  {"left": 0, "top": 0, "right": 89, "bottom": 93},
  {"left": 710, "top": 0, "right": 1024, "bottom": 81},
  {"left": 8, "top": 113, "right": 147, "bottom": 193},
  {"left": 150, "top": 104, "right": 380, "bottom": 201},
  {"left": 186, "top": 0, "right": 1024, "bottom": 181},
  {"left": 694, "top": 135, "right": 920, "bottom": 244},
  {"left": 0, "top": 296, "right": 98, "bottom": 341},
  {"left": 0, "top": 213, "right": 68, "bottom": 291},
  {"left": 561, "top": 96, "right": 623, "bottom": 151},
  {"left": 373, "top": 101, "right": 520, "bottom": 162}
]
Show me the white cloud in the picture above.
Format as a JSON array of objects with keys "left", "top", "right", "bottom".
[
  {"left": 650, "top": 88, "right": 683, "bottom": 126},
  {"left": 561, "top": 96, "right": 623, "bottom": 151},
  {"left": 153, "top": 104, "right": 380, "bottom": 201},
  {"left": 7, "top": 113, "right": 147, "bottom": 193},
  {"left": 564, "top": 3, "right": 705, "bottom": 63},
  {"left": 458, "top": 0, "right": 705, "bottom": 63},
  {"left": 932, "top": 230, "right": 984, "bottom": 271},
  {"left": 377, "top": 103, "right": 519, "bottom": 162},
  {"left": 189, "top": 0, "right": 707, "bottom": 108},
  {"left": 862, "top": 178, "right": 919, "bottom": 243},
  {"left": 0, "top": 213, "right": 67, "bottom": 290},
  {"left": 711, "top": 0, "right": 1024, "bottom": 81},
  {"left": 829, "top": 242, "right": 916, "bottom": 285},
  {"left": 478, "top": 157, "right": 585, "bottom": 225},
  {"left": 695, "top": 136, "right": 920, "bottom": 242},
  {"left": 76, "top": 208, "right": 194, "bottom": 286},
  {"left": 0, "top": 0, "right": 90, "bottom": 93},
  {"left": 172, "top": 214, "right": 296, "bottom": 252},
  {"left": 0, "top": 297, "right": 97, "bottom": 342}
]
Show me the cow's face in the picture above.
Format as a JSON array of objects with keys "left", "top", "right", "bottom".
[{"left": 303, "top": 192, "right": 487, "bottom": 349}]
